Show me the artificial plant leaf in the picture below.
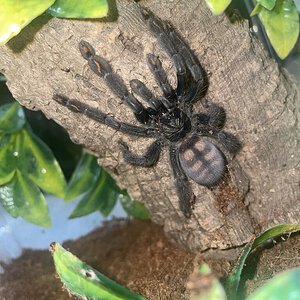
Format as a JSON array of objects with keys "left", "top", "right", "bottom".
[
  {"left": 0, "top": 134, "right": 17, "bottom": 185},
  {"left": 0, "top": 0, "right": 55, "bottom": 45},
  {"left": 119, "top": 194, "right": 150, "bottom": 220},
  {"left": 224, "top": 224, "right": 300, "bottom": 300},
  {"left": 65, "top": 152, "right": 100, "bottom": 202},
  {"left": 0, "top": 178, "right": 17, "bottom": 217},
  {"left": 258, "top": 0, "right": 299, "bottom": 59},
  {"left": 250, "top": 3, "right": 263, "bottom": 16},
  {"left": 17, "top": 129, "right": 66, "bottom": 197},
  {"left": 0, "top": 102, "right": 25, "bottom": 134},
  {"left": 96, "top": 170, "right": 121, "bottom": 216},
  {"left": 48, "top": 0, "right": 109, "bottom": 19},
  {"left": 0, "top": 170, "right": 51, "bottom": 227},
  {"left": 257, "top": 0, "right": 277, "bottom": 10},
  {"left": 205, "top": 0, "right": 232, "bottom": 15},
  {"left": 246, "top": 267, "right": 300, "bottom": 300},
  {"left": 50, "top": 243, "right": 147, "bottom": 300},
  {"left": 69, "top": 169, "right": 120, "bottom": 218}
]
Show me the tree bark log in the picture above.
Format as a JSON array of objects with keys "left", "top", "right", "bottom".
[{"left": 0, "top": 0, "right": 299, "bottom": 255}]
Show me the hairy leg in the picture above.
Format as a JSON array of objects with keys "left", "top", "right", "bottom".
[
  {"left": 130, "top": 79, "right": 163, "bottom": 111},
  {"left": 53, "top": 94, "right": 158, "bottom": 137},
  {"left": 146, "top": 53, "right": 175, "bottom": 101},
  {"left": 169, "top": 145, "right": 195, "bottom": 218},
  {"left": 218, "top": 131, "right": 242, "bottom": 155},
  {"left": 79, "top": 40, "right": 153, "bottom": 124},
  {"left": 207, "top": 104, "right": 226, "bottom": 129},
  {"left": 140, "top": 6, "right": 207, "bottom": 104},
  {"left": 118, "top": 139, "right": 162, "bottom": 167}
]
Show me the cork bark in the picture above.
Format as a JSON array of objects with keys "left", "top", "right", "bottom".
[{"left": 0, "top": 0, "right": 299, "bottom": 254}]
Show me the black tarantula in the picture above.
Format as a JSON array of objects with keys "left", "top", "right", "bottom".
[{"left": 53, "top": 7, "right": 241, "bottom": 218}]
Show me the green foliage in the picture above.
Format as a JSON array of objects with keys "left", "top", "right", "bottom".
[
  {"left": 0, "top": 102, "right": 25, "bottom": 134},
  {"left": 224, "top": 224, "right": 300, "bottom": 300},
  {"left": 252, "top": 0, "right": 299, "bottom": 59},
  {"left": 119, "top": 194, "right": 150, "bottom": 220},
  {"left": 205, "top": 0, "right": 232, "bottom": 15},
  {"left": 19, "top": 129, "right": 66, "bottom": 197},
  {"left": 256, "top": 0, "right": 277, "bottom": 10},
  {"left": 0, "top": 170, "right": 51, "bottom": 226},
  {"left": 64, "top": 153, "right": 100, "bottom": 201},
  {"left": 0, "top": 0, "right": 109, "bottom": 45},
  {"left": 0, "top": 100, "right": 149, "bottom": 225},
  {"left": 65, "top": 152, "right": 150, "bottom": 220},
  {"left": 246, "top": 268, "right": 300, "bottom": 300},
  {"left": 50, "top": 242, "right": 147, "bottom": 300},
  {"left": 188, "top": 224, "right": 300, "bottom": 300},
  {"left": 48, "top": 0, "right": 108, "bottom": 18},
  {"left": 0, "top": 101, "right": 66, "bottom": 227},
  {"left": 51, "top": 227, "right": 300, "bottom": 300},
  {"left": 0, "top": 0, "right": 55, "bottom": 45},
  {"left": 69, "top": 167, "right": 120, "bottom": 218},
  {"left": 205, "top": 0, "right": 300, "bottom": 59}
]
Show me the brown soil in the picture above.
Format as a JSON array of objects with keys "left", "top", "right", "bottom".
[
  {"left": 243, "top": 233, "right": 300, "bottom": 297},
  {"left": 1, "top": 220, "right": 300, "bottom": 300},
  {"left": 0, "top": 220, "right": 195, "bottom": 300}
]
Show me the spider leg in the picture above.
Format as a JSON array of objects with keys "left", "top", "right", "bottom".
[
  {"left": 79, "top": 40, "right": 152, "bottom": 124},
  {"left": 146, "top": 53, "right": 175, "bottom": 102},
  {"left": 207, "top": 104, "right": 226, "bottom": 129},
  {"left": 193, "top": 104, "right": 226, "bottom": 128},
  {"left": 53, "top": 94, "right": 157, "bottom": 138},
  {"left": 130, "top": 79, "right": 163, "bottom": 111},
  {"left": 217, "top": 131, "right": 242, "bottom": 155},
  {"left": 141, "top": 7, "right": 207, "bottom": 104},
  {"left": 165, "top": 23, "right": 208, "bottom": 103},
  {"left": 141, "top": 9, "right": 187, "bottom": 99},
  {"left": 118, "top": 139, "right": 162, "bottom": 167},
  {"left": 169, "top": 145, "right": 194, "bottom": 218}
]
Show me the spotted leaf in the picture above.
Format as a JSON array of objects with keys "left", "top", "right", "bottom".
[
  {"left": 257, "top": 0, "right": 299, "bottom": 59},
  {"left": 0, "top": 0, "right": 55, "bottom": 44},
  {"left": 16, "top": 128, "right": 66, "bottom": 197},
  {"left": 0, "top": 170, "right": 51, "bottom": 227},
  {"left": 50, "top": 242, "right": 147, "bottom": 300}
]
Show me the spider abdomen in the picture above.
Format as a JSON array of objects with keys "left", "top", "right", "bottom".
[{"left": 178, "top": 135, "right": 227, "bottom": 186}]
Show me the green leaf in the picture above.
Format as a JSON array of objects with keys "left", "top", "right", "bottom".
[
  {"left": 48, "top": 0, "right": 109, "bottom": 19},
  {"left": 65, "top": 152, "right": 100, "bottom": 202},
  {"left": 257, "top": 0, "right": 277, "bottom": 10},
  {"left": 246, "top": 267, "right": 300, "bottom": 300},
  {"left": 258, "top": 0, "right": 299, "bottom": 59},
  {"left": 70, "top": 169, "right": 120, "bottom": 218},
  {"left": 0, "top": 0, "right": 55, "bottom": 45},
  {"left": 17, "top": 129, "right": 66, "bottom": 197},
  {"left": 0, "top": 102, "right": 25, "bottom": 134},
  {"left": 250, "top": 3, "right": 263, "bottom": 16},
  {"left": 0, "top": 134, "right": 17, "bottom": 185},
  {"left": 224, "top": 224, "right": 300, "bottom": 300},
  {"left": 0, "top": 170, "right": 51, "bottom": 227},
  {"left": 120, "top": 194, "right": 150, "bottom": 220},
  {"left": 205, "top": 0, "right": 232, "bottom": 15},
  {"left": 0, "top": 179, "right": 17, "bottom": 217},
  {"left": 50, "top": 242, "right": 147, "bottom": 300}
]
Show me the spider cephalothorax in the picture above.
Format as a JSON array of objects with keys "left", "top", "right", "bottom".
[{"left": 53, "top": 7, "right": 241, "bottom": 218}]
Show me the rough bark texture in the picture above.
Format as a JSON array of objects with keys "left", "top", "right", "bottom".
[{"left": 0, "top": 0, "right": 299, "bottom": 254}]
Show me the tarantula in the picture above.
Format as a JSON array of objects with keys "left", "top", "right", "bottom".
[{"left": 53, "top": 7, "right": 241, "bottom": 218}]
